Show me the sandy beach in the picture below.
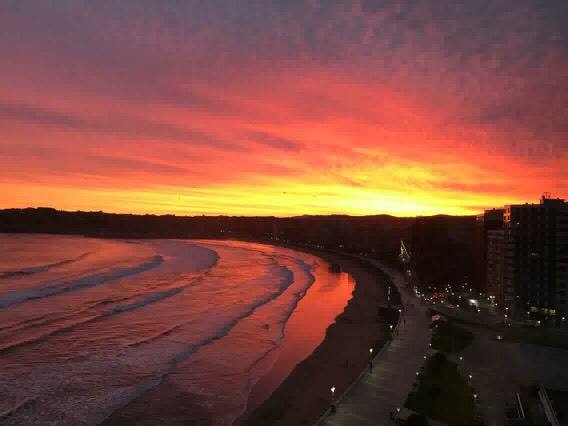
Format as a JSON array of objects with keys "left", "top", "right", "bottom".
[{"left": 242, "top": 249, "right": 400, "bottom": 425}]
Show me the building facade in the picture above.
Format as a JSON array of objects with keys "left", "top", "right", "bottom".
[
  {"left": 487, "top": 229, "right": 505, "bottom": 305},
  {"left": 475, "top": 209, "right": 504, "bottom": 292},
  {"left": 502, "top": 196, "right": 568, "bottom": 318}
]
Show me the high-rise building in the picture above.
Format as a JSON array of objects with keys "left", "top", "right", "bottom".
[
  {"left": 502, "top": 195, "right": 568, "bottom": 318},
  {"left": 475, "top": 209, "right": 504, "bottom": 291},
  {"left": 487, "top": 228, "right": 505, "bottom": 304}
]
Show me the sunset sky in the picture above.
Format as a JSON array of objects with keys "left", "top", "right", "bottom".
[{"left": 1, "top": 0, "right": 567, "bottom": 216}]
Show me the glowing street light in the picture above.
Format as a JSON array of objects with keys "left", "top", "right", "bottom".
[{"left": 330, "top": 386, "right": 336, "bottom": 412}]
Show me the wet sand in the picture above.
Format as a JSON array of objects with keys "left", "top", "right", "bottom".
[{"left": 242, "top": 249, "right": 400, "bottom": 425}]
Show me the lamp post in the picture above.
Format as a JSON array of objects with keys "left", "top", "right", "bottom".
[
  {"left": 330, "top": 386, "right": 336, "bottom": 413},
  {"left": 369, "top": 348, "right": 374, "bottom": 371}
]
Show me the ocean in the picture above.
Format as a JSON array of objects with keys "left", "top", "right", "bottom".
[{"left": 0, "top": 234, "right": 353, "bottom": 425}]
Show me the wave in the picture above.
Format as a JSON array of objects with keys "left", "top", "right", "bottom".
[
  {"left": 0, "top": 296, "right": 132, "bottom": 337},
  {"left": 0, "top": 282, "right": 202, "bottom": 354},
  {"left": 127, "top": 324, "right": 185, "bottom": 348},
  {"left": 0, "top": 397, "right": 37, "bottom": 421},
  {"left": 105, "top": 287, "right": 183, "bottom": 316},
  {"left": 0, "top": 252, "right": 91, "bottom": 279},
  {"left": 0, "top": 256, "right": 164, "bottom": 309},
  {"left": 101, "top": 260, "right": 309, "bottom": 423}
]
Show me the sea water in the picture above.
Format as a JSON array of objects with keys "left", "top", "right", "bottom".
[{"left": 0, "top": 234, "right": 353, "bottom": 425}]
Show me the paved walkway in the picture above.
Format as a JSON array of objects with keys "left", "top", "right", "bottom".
[{"left": 319, "top": 261, "right": 431, "bottom": 426}]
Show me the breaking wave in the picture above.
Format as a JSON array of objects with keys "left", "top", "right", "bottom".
[
  {"left": 0, "top": 256, "right": 164, "bottom": 309},
  {"left": 0, "top": 252, "right": 91, "bottom": 279}
]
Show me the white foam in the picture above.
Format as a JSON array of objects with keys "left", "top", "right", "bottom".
[{"left": 0, "top": 255, "right": 164, "bottom": 308}]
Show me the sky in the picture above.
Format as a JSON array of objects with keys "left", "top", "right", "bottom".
[{"left": 1, "top": 0, "right": 567, "bottom": 216}]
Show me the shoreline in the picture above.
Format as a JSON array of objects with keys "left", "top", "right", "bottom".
[
  {"left": 242, "top": 247, "right": 401, "bottom": 425},
  {"left": 101, "top": 240, "right": 372, "bottom": 426}
]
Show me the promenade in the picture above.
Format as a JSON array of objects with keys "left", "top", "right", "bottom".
[{"left": 320, "top": 261, "right": 431, "bottom": 426}]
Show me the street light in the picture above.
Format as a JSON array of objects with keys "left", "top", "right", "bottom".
[
  {"left": 330, "top": 386, "right": 336, "bottom": 412},
  {"left": 468, "top": 374, "right": 473, "bottom": 380}
]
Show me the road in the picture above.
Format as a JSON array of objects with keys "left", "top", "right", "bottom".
[{"left": 456, "top": 324, "right": 568, "bottom": 426}]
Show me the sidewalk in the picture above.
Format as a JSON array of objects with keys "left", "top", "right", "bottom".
[{"left": 319, "top": 261, "right": 431, "bottom": 426}]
